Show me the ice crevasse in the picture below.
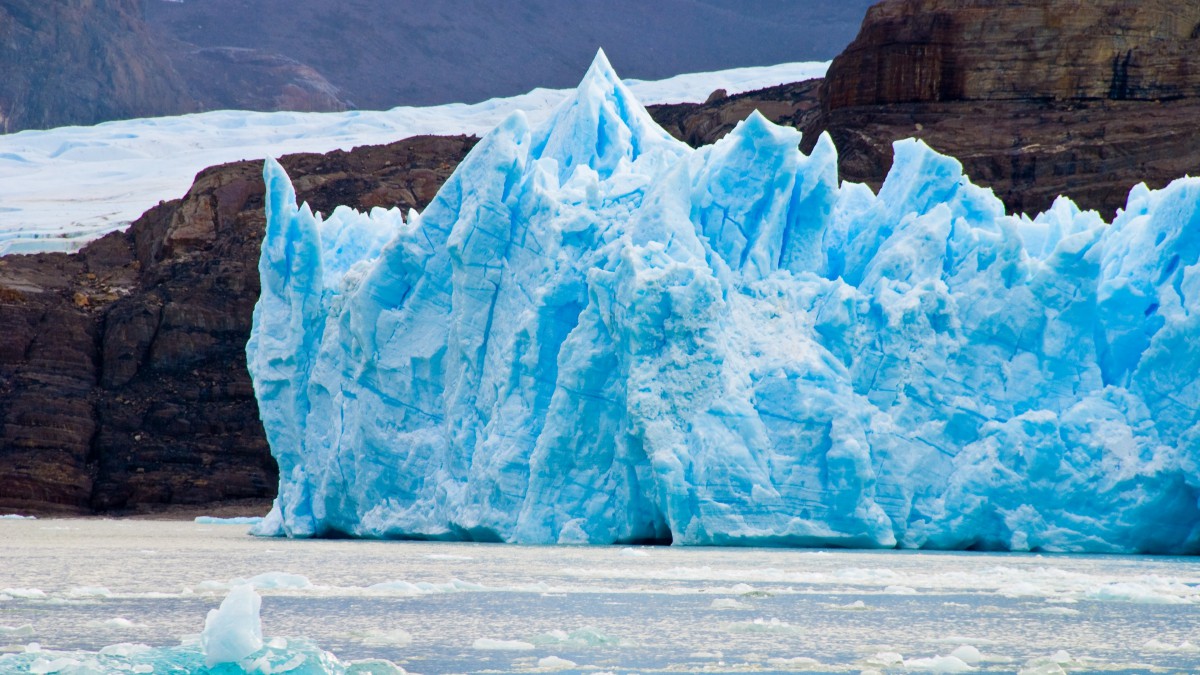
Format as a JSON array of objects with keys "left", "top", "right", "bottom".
[{"left": 248, "top": 51, "right": 1200, "bottom": 553}]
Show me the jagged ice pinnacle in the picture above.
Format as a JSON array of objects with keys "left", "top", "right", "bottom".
[{"left": 247, "top": 50, "right": 1200, "bottom": 553}]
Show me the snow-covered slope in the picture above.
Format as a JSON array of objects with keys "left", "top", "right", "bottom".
[
  {"left": 0, "top": 61, "right": 826, "bottom": 255},
  {"left": 247, "top": 52, "right": 1200, "bottom": 553}
]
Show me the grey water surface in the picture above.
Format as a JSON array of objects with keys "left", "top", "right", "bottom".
[{"left": 1, "top": 519, "right": 1199, "bottom": 673}]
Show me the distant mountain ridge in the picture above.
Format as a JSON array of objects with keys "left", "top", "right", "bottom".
[
  {"left": 0, "top": 0, "right": 873, "bottom": 133},
  {"left": 143, "top": 0, "right": 874, "bottom": 109}
]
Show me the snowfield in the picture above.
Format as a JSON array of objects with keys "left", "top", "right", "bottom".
[{"left": 0, "top": 61, "right": 827, "bottom": 255}]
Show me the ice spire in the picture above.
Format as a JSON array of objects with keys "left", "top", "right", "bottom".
[{"left": 530, "top": 48, "right": 686, "bottom": 183}]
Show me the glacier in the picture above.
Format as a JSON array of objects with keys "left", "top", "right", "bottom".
[{"left": 247, "top": 50, "right": 1200, "bottom": 554}]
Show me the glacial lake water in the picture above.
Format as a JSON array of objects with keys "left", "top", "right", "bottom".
[{"left": 1, "top": 519, "right": 1199, "bottom": 674}]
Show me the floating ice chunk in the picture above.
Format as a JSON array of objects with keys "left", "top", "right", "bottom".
[
  {"left": 904, "top": 654, "right": 976, "bottom": 672},
  {"left": 710, "top": 598, "right": 753, "bottom": 610},
  {"left": 861, "top": 652, "right": 905, "bottom": 669},
  {"left": 830, "top": 600, "right": 871, "bottom": 610},
  {"left": 537, "top": 655, "right": 578, "bottom": 670},
  {"left": 0, "top": 624, "right": 33, "bottom": 639},
  {"left": 949, "top": 645, "right": 982, "bottom": 665},
  {"left": 98, "top": 643, "right": 152, "bottom": 657},
  {"left": 242, "top": 571, "right": 313, "bottom": 590},
  {"left": 996, "top": 582, "right": 1048, "bottom": 598},
  {"left": 368, "top": 578, "right": 487, "bottom": 595},
  {"left": 1084, "top": 581, "right": 1190, "bottom": 604},
  {"left": 1033, "top": 606, "right": 1081, "bottom": 616},
  {"left": 531, "top": 627, "right": 627, "bottom": 648},
  {"left": 619, "top": 548, "right": 650, "bottom": 557},
  {"left": 193, "top": 516, "right": 265, "bottom": 525},
  {"left": 200, "top": 584, "right": 263, "bottom": 668},
  {"left": 766, "top": 656, "right": 823, "bottom": 670},
  {"left": 0, "top": 514, "right": 35, "bottom": 520},
  {"left": 87, "top": 618, "right": 146, "bottom": 629},
  {"left": 198, "top": 571, "right": 314, "bottom": 593},
  {"left": 355, "top": 629, "right": 413, "bottom": 647},
  {"left": 1143, "top": 638, "right": 1199, "bottom": 652},
  {"left": 725, "top": 618, "right": 799, "bottom": 634},
  {"left": 2, "top": 588, "right": 46, "bottom": 600},
  {"left": 1018, "top": 651, "right": 1076, "bottom": 675},
  {"left": 472, "top": 638, "right": 535, "bottom": 651},
  {"left": 28, "top": 657, "right": 80, "bottom": 674},
  {"left": 66, "top": 586, "right": 111, "bottom": 599},
  {"left": 930, "top": 636, "right": 1000, "bottom": 647}
]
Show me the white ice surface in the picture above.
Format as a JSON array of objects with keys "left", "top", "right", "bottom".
[
  {"left": 200, "top": 585, "right": 263, "bottom": 667},
  {"left": 0, "top": 61, "right": 827, "bottom": 255}
]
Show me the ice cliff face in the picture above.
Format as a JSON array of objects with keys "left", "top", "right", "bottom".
[{"left": 248, "top": 51, "right": 1200, "bottom": 553}]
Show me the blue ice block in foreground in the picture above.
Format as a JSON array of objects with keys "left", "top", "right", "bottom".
[{"left": 247, "top": 50, "right": 1200, "bottom": 553}]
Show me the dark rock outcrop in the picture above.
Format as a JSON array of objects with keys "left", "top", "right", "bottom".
[
  {"left": 0, "top": 136, "right": 476, "bottom": 514},
  {"left": 803, "top": 0, "right": 1200, "bottom": 216},
  {"left": 649, "top": 79, "right": 824, "bottom": 148},
  {"left": 823, "top": 1, "right": 1200, "bottom": 107}
]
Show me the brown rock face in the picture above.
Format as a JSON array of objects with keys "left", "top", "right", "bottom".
[
  {"left": 649, "top": 80, "right": 824, "bottom": 149},
  {"left": 0, "top": 136, "right": 476, "bottom": 514},
  {"left": 806, "top": 0, "right": 1200, "bottom": 216},
  {"left": 825, "top": 1, "right": 1200, "bottom": 107}
]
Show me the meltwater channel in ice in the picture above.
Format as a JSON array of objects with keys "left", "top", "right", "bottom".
[{"left": 248, "top": 50, "right": 1200, "bottom": 554}]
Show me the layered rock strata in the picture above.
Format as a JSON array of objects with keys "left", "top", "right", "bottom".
[
  {"left": 0, "top": 136, "right": 475, "bottom": 514},
  {"left": 803, "top": 0, "right": 1200, "bottom": 216}
]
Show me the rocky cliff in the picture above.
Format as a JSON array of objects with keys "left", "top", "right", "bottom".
[
  {"left": 803, "top": 0, "right": 1200, "bottom": 216},
  {"left": 0, "top": 136, "right": 475, "bottom": 514}
]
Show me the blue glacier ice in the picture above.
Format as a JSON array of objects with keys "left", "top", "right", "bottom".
[
  {"left": 201, "top": 585, "right": 263, "bottom": 668},
  {"left": 247, "top": 50, "right": 1200, "bottom": 554},
  {"left": 0, "top": 585, "right": 404, "bottom": 675}
]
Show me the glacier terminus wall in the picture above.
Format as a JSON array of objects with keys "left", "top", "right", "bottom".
[{"left": 247, "top": 51, "right": 1200, "bottom": 553}]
